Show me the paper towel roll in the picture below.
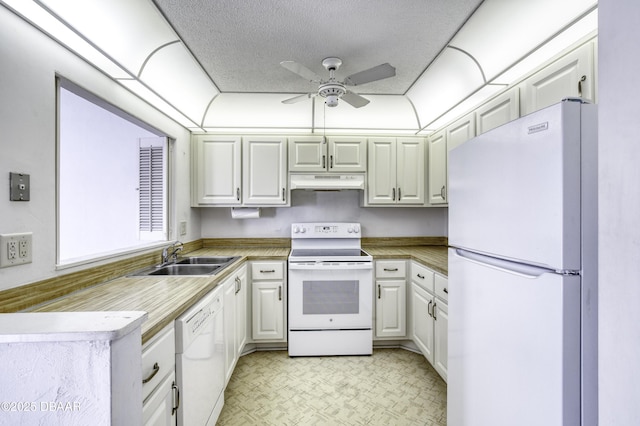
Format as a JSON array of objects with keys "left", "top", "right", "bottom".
[{"left": 231, "top": 207, "right": 261, "bottom": 219}]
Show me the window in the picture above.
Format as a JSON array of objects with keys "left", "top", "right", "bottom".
[{"left": 57, "top": 79, "right": 169, "bottom": 264}]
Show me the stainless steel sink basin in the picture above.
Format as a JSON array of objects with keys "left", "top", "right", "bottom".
[
  {"left": 130, "top": 256, "right": 240, "bottom": 276},
  {"left": 176, "top": 256, "right": 239, "bottom": 265},
  {"left": 147, "top": 264, "right": 223, "bottom": 276}
]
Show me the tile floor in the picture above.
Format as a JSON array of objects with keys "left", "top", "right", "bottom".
[{"left": 217, "top": 349, "right": 447, "bottom": 425}]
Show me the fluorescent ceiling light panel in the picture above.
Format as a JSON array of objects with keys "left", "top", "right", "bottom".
[
  {"left": 450, "top": 0, "right": 598, "bottom": 81},
  {"left": 493, "top": 9, "right": 598, "bottom": 85},
  {"left": 203, "top": 94, "right": 312, "bottom": 129},
  {"left": 201, "top": 128, "right": 313, "bottom": 134},
  {"left": 2, "top": 0, "right": 129, "bottom": 79},
  {"left": 407, "top": 47, "right": 485, "bottom": 128},
  {"left": 313, "top": 95, "right": 419, "bottom": 131},
  {"left": 139, "top": 42, "right": 219, "bottom": 124},
  {"left": 118, "top": 79, "right": 197, "bottom": 128},
  {"left": 38, "top": 0, "right": 178, "bottom": 74}
]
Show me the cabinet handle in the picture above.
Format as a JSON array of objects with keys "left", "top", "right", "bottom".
[
  {"left": 427, "top": 300, "right": 433, "bottom": 318},
  {"left": 398, "top": 187, "right": 401, "bottom": 201},
  {"left": 443, "top": 288, "right": 448, "bottom": 294},
  {"left": 378, "top": 284, "right": 381, "bottom": 299},
  {"left": 235, "top": 276, "right": 241, "bottom": 294},
  {"left": 392, "top": 188, "right": 396, "bottom": 201},
  {"left": 260, "top": 269, "right": 276, "bottom": 273},
  {"left": 440, "top": 185, "right": 446, "bottom": 199},
  {"left": 433, "top": 302, "right": 438, "bottom": 320},
  {"left": 172, "top": 381, "right": 180, "bottom": 415},
  {"left": 278, "top": 285, "right": 282, "bottom": 301},
  {"left": 322, "top": 155, "right": 326, "bottom": 169},
  {"left": 236, "top": 187, "right": 240, "bottom": 201},
  {"left": 384, "top": 268, "right": 399, "bottom": 272},
  {"left": 330, "top": 155, "right": 334, "bottom": 169},
  {"left": 142, "top": 362, "right": 160, "bottom": 384},
  {"left": 282, "top": 187, "right": 285, "bottom": 202},
  {"left": 417, "top": 273, "right": 425, "bottom": 279},
  {"left": 578, "top": 75, "right": 587, "bottom": 97}
]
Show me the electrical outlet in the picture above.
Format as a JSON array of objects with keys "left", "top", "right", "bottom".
[
  {"left": 179, "top": 221, "right": 187, "bottom": 236},
  {"left": 0, "top": 232, "right": 32, "bottom": 268}
]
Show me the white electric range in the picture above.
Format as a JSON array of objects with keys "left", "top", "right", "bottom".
[{"left": 288, "top": 222, "right": 373, "bottom": 356}]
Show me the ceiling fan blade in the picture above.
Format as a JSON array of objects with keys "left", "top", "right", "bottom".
[
  {"left": 282, "top": 93, "right": 315, "bottom": 104},
  {"left": 344, "top": 63, "right": 396, "bottom": 86},
  {"left": 280, "top": 61, "right": 322, "bottom": 82},
  {"left": 341, "top": 90, "right": 370, "bottom": 108}
]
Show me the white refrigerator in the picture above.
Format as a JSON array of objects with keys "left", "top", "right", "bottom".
[{"left": 447, "top": 100, "right": 598, "bottom": 426}]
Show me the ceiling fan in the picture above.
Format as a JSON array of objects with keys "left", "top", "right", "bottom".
[{"left": 280, "top": 57, "right": 396, "bottom": 108}]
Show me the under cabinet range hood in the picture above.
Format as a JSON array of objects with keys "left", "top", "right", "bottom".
[{"left": 289, "top": 174, "right": 365, "bottom": 190}]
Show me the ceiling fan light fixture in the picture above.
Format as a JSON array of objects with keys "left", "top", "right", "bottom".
[
  {"left": 325, "top": 94, "right": 339, "bottom": 107},
  {"left": 318, "top": 82, "right": 346, "bottom": 107}
]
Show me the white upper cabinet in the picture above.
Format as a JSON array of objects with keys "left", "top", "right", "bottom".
[
  {"left": 193, "top": 135, "right": 242, "bottom": 205},
  {"left": 367, "top": 137, "right": 425, "bottom": 206},
  {"left": 475, "top": 88, "right": 520, "bottom": 135},
  {"left": 521, "top": 42, "right": 595, "bottom": 115},
  {"left": 428, "top": 130, "right": 447, "bottom": 205},
  {"left": 243, "top": 137, "right": 287, "bottom": 205},
  {"left": 288, "top": 136, "right": 366, "bottom": 172},
  {"left": 192, "top": 135, "right": 288, "bottom": 206}
]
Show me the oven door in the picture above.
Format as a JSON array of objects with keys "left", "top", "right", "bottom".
[{"left": 288, "top": 261, "right": 373, "bottom": 329}]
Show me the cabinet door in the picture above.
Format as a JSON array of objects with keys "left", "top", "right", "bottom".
[
  {"left": 522, "top": 42, "right": 594, "bottom": 115},
  {"left": 223, "top": 276, "right": 237, "bottom": 385},
  {"left": 367, "top": 138, "right": 396, "bottom": 204},
  {"left": 235, "top": 267, "right": 247, "bottom": 354},
  {"left": 412, "top": 283, "right": 435, "bottom": 363},
  {"left": 375, "top": 280, "right": 407, "bottom": 338},
  {"left": 143, "top": 372, "right": 176, "bottom": 426},
  {"left": 433, "top": 300, "right": 448, "bottom": 382},
  {"left": 193, "top": 135, "right": 242, "bottom": 205},
  {"left": 288, "top": 136, "right": 326, "bottom": 172},
  {"left": 397, "top": 137, "right": 425, "bottom": 205},
  {"left": 243, "top": 137, "right": 287, "bottom": 205},
  {"left": 327, "top": 137, "right": 366, "bottom": 172},
  {"left": 476, "top": 88, "right": 520, "bottom": 135},
  {"left": 252, "top": 281, "right": 284, "bottom": 340},
  {"left": 428, "top": 130, "right": 447, "bottom": 205}
]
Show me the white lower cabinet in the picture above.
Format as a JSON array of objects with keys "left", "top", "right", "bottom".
[
  {"left": 142, "top": 323, "right": 177, "bottom": 426},
  {"left": 251, "top": 261, "right": 286, "bottom": 341},
  {"left": 223, "top": 265, "right": 247, "bottom": 385},
  {"left": 410, "top": 261, "right": 448, "bottom": 382},
  {"left": 375, "top": 260, "right": 407, "bottom": 338}
]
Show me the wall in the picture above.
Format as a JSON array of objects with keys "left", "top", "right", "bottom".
[
  {"left": 201, "top": 190, "right": 447, "bottom": 238},
  {"left": 0, "top": 7, "right": 197, "bottom": 291},
  {"left": 598, "top": 1, "right": 640, "bottom": 424}
]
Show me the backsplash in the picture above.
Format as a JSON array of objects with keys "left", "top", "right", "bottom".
[{"left": 200, "top": 190, "right": 448, "bottom": 238}]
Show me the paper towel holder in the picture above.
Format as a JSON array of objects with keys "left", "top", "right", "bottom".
[{"left": 231, "top": 207, "right": 261, "bottom": 219}]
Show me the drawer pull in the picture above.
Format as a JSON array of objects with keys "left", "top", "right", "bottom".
[
  {"left": 384, "top": 268, "right": 399, "bottom": 272},
  {"left": 142, "top": 362, "right": 160, "bottom": 384},
  {"left": 260, "top": 269, "right": 276, "bottom": 273},
  {"left": 417, "top": 273, "right": 425, "bottom": 279},
  {"left": 443, "top": 288, "right": 448, "bottom": 294}
]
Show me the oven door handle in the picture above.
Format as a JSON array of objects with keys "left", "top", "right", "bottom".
[{"left": 288, "top": 262, "right": 373, "bottom": 270}]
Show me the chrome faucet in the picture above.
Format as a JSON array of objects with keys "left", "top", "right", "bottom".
[{"left": 161, "top": 241, "right": 184, "bottom": 264}]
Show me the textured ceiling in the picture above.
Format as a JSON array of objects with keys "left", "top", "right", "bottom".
[{"left": 152, "top": 0, "right": 484, "bottom": 96}]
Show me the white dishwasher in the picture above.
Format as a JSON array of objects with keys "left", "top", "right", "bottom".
[{"left": 175, "top": 286, "right": 225, "bottom": 426}]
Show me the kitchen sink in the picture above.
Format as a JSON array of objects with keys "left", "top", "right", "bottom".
[{"left": 131, "top": 256, "right": 240, "bottom": 276}]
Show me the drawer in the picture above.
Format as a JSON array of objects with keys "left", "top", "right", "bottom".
[
  {"left": 435, "top": 273, "right": 449, "bottom": 302},
  {"left": 375, "top": 260, "right": 407, "bottom": 278},
  {"left": 142, "top": 323, "right": 175, "bottom": 401},
  {"left": 251, "top": 261, "right": 284, "bottom": 280},
  {"left": 411, "top": 261, "right": 434, "bottom": 293}
]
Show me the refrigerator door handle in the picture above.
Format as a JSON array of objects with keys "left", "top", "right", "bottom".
[{"left": 453, "top": 248, "right": 558, "bottom": 278}]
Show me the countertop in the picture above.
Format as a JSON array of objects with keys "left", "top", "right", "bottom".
[{"left": 26, "top": 243, "right": 447, "bottom": 343}]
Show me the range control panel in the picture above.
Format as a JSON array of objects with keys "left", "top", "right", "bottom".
[{"left": 291, "top": 223, "right": 361, "bottom": 238}]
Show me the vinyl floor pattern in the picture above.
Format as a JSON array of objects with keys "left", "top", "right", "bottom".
[{"left": 216, "top": 349, "right": 447, "bottom": 426}]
